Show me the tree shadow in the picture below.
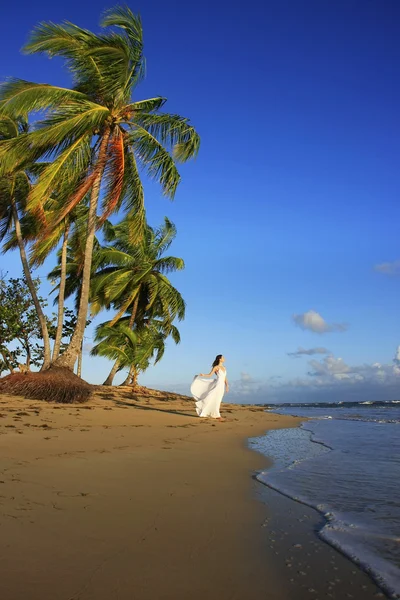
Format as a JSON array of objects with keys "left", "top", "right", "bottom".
[{"left": 111, "top": 398, "right": 196, "bottom": 419}]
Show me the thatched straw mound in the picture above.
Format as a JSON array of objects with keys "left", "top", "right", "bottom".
[{"left": 0, "top": 367, "right": 93, "bottom": 403}]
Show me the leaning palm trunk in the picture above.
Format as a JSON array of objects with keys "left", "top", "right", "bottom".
[
  {"left": 131, "top": 368, "right": 139, "bottom": 386},
  {"left": 53, "top": 131, "right": 110, "bottom": 371},
  {"left": 11, "top": 198, "right": 51, "bottom": 370},
  {"left": 120, "top": 363, "right": 135, "bottom": 386},
  {"left": 103, "top": 360, "right": 121, "bottom": 386},
  {"left": 52, "top": 220, "right": 70, "bottom": 360},
  {"left": 105, "top": 295, "right": 140, "bottom": 386}
]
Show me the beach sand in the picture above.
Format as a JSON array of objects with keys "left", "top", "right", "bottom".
[{"left": 0, "top": 387, "right": 386, "bottom": 600}]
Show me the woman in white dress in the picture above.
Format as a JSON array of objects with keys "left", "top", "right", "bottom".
[{"left": 191, "top": 355, "right": 229, "bottom": 419}]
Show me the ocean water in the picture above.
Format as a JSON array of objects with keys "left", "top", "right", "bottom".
[{"left": 249, "top": 400, "right": 400, "bottom": 598}]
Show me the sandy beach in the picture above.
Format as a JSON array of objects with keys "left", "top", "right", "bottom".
[{"left": 0, "top": 388, "right": 386, "bottom": 600}]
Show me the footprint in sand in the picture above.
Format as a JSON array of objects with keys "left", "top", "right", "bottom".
[{"left": 56, "top": 491, "right": 91, "bottom": 498}]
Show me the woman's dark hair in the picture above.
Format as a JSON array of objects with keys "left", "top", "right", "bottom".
[{"left": 212, "top": 354, "right": 223, "bottom": 368}]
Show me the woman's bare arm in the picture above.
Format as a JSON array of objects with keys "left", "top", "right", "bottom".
[{"left": 199, "top": 367, "right": 217, "bottom": 377}]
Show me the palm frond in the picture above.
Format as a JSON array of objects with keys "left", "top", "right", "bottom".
[
  {"left": 0, "top": 179, "right": 13, "bottom": 243},
  {"left": 101, "top": 6, "right": 145, "bottom": 91},
  {"left": 154, "top": 217, "right": 177, "bottom": 255},
  {"left": 128, "top": 127, "right": 181, "bottom": 198},
  {"left": 133, "top": 112, "right": 200, "bottom": 161},
  {"left": 0, "top": 115, "right": 19, "bottom": 139},
  {"left": 23, "top": 22, "right": 122, "bottom": 102},
  {"left": 44, "top": 168, "right": 98, "bottom": 230},
  {"left": 0, "top": 101, "right": 109, "bottom": 173},
  {"left": 125, "top": 97, "right": 166, "bottom": 114},
  {"left": 153, "top": 256, "right": 185, "bottom": 274},
  {"left": 0, "top": 79, "right": 88, "bottom": 117},
  {"left": 30, "top": 219, "right": 66, "bottom": 266},
  {"left": 27, "top": 133, "right": 91, "bottom": 211},
  {"left": 119, "top": 147, "right": 145, "bottom": 242},
  {"left": 98, "top": 128, "right": 125, "bottom": 225}
]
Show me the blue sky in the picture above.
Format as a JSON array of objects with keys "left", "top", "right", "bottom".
[{"left": 1, "top": 0, "right": 400, "bottom": 403}]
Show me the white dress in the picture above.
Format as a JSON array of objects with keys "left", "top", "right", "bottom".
[{"left": 191, "top": 368, "right": 226, "bottom": 418}]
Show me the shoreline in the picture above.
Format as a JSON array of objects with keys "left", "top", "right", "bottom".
[{"left": 0, "top": 388, "right": 386, "bottom": 599}]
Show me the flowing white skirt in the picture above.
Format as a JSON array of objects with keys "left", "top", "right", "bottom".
[{"left": 191, "top": 376, "right": 224, "bottom": 418}]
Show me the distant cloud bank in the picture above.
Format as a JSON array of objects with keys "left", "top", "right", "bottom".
[{"left": 227, "top": 347, "right": 400, "bottom": 405}]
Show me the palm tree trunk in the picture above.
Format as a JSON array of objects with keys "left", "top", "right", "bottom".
[
  {"left": 52, "top": 220, "right": 70, "bottom": 360},
  {"left": 53, "top": 130, "right": 111, "bottom": 371},
  {"left": 11, "top": 199, "right": 51, "bottom": 371},
  {"left": 103, "top": 360, "right": 120, "bottom": 386},
  {"left": 128, "top": 294, "right": 140, "bottom": 329},
  {"left": 77, "top": 337, "right": 83, "bottom": 378},
  {"left": 131, "top": 367, "right": 139, "bottom": 387},
  {"left": 120, "top": 363, "right": 135, "bottom": 386}
]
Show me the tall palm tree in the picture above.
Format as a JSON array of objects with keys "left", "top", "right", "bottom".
[
  {"left": 0, "top": 6, "right": 199, "bottom": 373},
  {"left": 91, "top": 217, "right": 185, "bottom": 385},
  {"left": 0, "top": 115, "right": 52, "bottom": 369}
]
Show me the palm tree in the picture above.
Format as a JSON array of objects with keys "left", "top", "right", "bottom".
[
  {"left": 0, "top": 115, "right": 52, "bottom": 369},
  {"left": 91, "top": 217, "right": 185, "bottom": 385},
  {"left": 92, "top": 217, "right": 185, "bottom": 322},
  {"left": 91, "top": 318, "right": 179, "bottom": 387},
  {"left": 0, "top": 6, "right": 199, "bottom": 373},
  {"left": 120, "top": 317, "right": 180, "bottom": 386}
]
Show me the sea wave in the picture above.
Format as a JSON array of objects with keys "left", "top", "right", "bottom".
[{"left": 259, "top": 399, "right": 400, "bottom": 410}]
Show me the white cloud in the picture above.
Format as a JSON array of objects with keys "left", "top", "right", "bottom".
[
  {"left": 288, "top": 346, "right": 330, "bottom": 358},
  {"left": 394, "top": 346, "right": 400, "bottom": 365},
  {"left": 230, "top": 372, "right": 260, "bottom": 396},
  {"left": 240, "top": 372, "right": 253, "bottom": 382},
  {"left": 293, "top": 310, "right": 347, "bottom": 334},
  {"left": 308, "top": 355, "right": 350, "bottom": 376},
  {"left": 374, "top": 260, "right": 400, "bottom": 276}
]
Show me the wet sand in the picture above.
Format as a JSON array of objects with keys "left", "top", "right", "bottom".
[{"left": 0, "top": 387, "right": 386, "bottom": 599}]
